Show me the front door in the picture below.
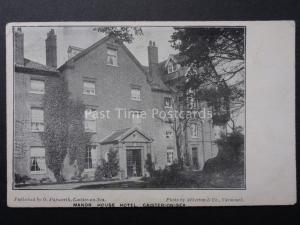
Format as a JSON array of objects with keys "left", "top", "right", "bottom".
[
  {"left": 126, "top": 149, "right": 142, "bottom": 177},
  {"left": 192, "top": 147, "right": 199, "bottom": 170}
]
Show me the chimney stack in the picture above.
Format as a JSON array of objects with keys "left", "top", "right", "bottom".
[
  {"left": 147, "top": 40, "right": 159, "bottom": 83},
  {"left": 45, "top": 29, "right": 57, "bottom": 68},
  {"left": 14, "top": 27, "right": 24, "bottom": 65}
]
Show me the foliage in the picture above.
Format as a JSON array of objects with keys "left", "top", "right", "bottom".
[
  {"left": 170, "top": 27, "right": 245, "bottom": 127},
  {"left": 15, "top": 173, "right": 30, "bottom": 184},
  {"left": 196, "top": 83, "right": 231, "bottom": 125},
  {"left": 94, "top": 160, "right": 106, "bottom": 181},
  {"left": 95, "top": 148, "right": 120, "bottom": 180},
  {"left": 204, "top": 128, "right": 244, "bottom": 173},
  {"left": 170, "top": 27, "right": 245, "bottom": 68},
  {"left": 67, "top": 100, "right": 92, "bottom": 174},
  {"left": 146, "top": 163, "right": 199, "bottom": 188},
  {"left": 42, "top": 77, "right": 92, "bottom": 182},
  {"left": 93, "top": 26, "right": 143, "bottom": 43},
  {"left": 145, "top": 153, "right": 155, "bottom": 177},
  {"left": 106, "top": 147, "right": 120, "bottom": 177}
]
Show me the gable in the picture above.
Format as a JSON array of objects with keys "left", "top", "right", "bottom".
[
  {"left": 59, "top": 36, "right": 148, "bottom": 77},
  {"left": 121, "top": 130, "right": 152, "bottom": 143}
]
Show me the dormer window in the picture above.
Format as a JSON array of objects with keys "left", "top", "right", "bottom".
[
  {"left": 107, "top": 48, "right": 118, "bottom": 66},
  {"left": 167, "top": 62, "right": 177, "bottom": 74}
]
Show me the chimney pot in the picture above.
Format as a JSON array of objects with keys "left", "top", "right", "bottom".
[
  {"left": 147, "top": 40, "right": 159, "bottom": 83},
  {"left": 46, "top": 29, "right": 57, "bottom": 68},
  {"left": 14, "top": 27, "right": 24, "bottom": 65}
]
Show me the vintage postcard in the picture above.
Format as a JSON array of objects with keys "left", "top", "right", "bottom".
[{"left": 6, "top": 21, "right": 296, "bottom": 207}]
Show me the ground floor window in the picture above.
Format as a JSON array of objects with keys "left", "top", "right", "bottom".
[
  {"left": 85, "top": 145, "right": 97, "bottom": 169},
  {"left": 30, "top": 147, "right": 46, "bottom": 174},
  {"left": 166, "top": 149, "right": 174, "bottom": 165}
]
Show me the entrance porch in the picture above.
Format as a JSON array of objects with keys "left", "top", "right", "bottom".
[{"left": 100, "top": 127, "right": 152, "bottom": 178}]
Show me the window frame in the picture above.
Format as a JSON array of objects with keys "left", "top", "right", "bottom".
[
  {"left": 83, "top": 80, "right": 96, "bottom": 96},
  {"left": 165, "top": 129, "right": 173, "bottom": 139},
  {"left": 167, "top": 62, "right": 177, "bottom": 74},
  {"left": 132, "top": 110, "right": 142, "bottom": 125},
  {"left": 30, "top": 147, "right": 46, "bottom": 174},
  {"left": 190, "top": 123, "right": 198, "bottom": 138},
  {"left": 31, "top": 107, "right": 44, "bottom": 132},
  {"left": 131, "top": 88, "right": 141, "bottom": 101},
  {"left": 164, "top": 97, "right": 172, "bottom": 108},
  {"left": 30, "top": 79, "right": 45, "bottom": 94},
  {"left": 166, "top": 149, "right": 174, "bottom": 165},
  {"left": 85, "top": 145, "right": 97, "bottom": 169},
  {"left": 84, "top": 108, "right": 97, "bottom": 133},
  {"left": 106, "top": 48, "right": 118, "bottom": 67}
]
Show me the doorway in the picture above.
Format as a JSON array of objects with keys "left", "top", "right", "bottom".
[{"left": 126, "top": 149, "right": 142, "bottom": 177}]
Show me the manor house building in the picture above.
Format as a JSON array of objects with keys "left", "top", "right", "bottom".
[{"left": 14, "top": 28, "right": 220, "bottom": 182}]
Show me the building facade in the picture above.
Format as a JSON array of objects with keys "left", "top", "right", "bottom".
[{"left": 14, "top": 28, "right": 219, "bottom": 183}]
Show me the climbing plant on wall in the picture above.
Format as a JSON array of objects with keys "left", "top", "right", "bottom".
[{"left": 42, "top": 77, "right": 92, "bottom": 182}]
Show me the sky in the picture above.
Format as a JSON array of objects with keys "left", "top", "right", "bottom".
[{"left": 21, "top": 26, "right": 178, "bottom": 67}]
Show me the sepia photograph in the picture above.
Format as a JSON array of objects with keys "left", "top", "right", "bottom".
[{"left": 12, "top": 25, "right": 245, "bottom": 190}]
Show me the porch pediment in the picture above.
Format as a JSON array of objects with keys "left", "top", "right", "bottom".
[
  {"left": 121, "top": 130, "right": 151, "bottom": 143},
  {"left": 100, "top": 127, "right": 152, "bottom": 145}
]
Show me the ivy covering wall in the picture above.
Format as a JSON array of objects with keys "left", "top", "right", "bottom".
[{"left": 42, "top": 77, "right": 92, "bottom": 182}]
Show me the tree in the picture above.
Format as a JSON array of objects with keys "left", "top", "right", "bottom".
[
  {"left": 154, "top": 85, "right": 203, "bottom": 168},
  {"left": 93, "top": 26, "right": 143, "bottom": 43},
  {"left": 170, "top": 28, "right": 245, "bottom": 129},
  {"left": 42, "top": 77, "right": 92, "bottom": 182}
]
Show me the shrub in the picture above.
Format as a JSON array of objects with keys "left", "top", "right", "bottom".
[
  {"left": 145, "top": 153, "right": 155, "bottom": 177},
  {"left": 15, "top": 173, "right": 30, "bottom": 184},
  {"left": 205, "top": 128, "right": 244, "bottom": 173},
  {"left": 148, "top": 163, "right": 199, "bottom": 187},
  {"left": 94, "top": 148, "right": 120, "bottom": 180},
  {"left": 106, "top": 148, "right": 120, "bottom": 177},
  {"left": 94, "top": 162, "right": 106, "bottom": 181}
]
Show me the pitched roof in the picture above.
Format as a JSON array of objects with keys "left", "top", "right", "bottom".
[
  {"left": 15, "top": 58, "right": 59, "bottom": 75},
  {"left": 100, "top": 128, "right": 131, "bottom": 144},
  {"left": 142, "top": 65, "right": 171, "bottom": 92},
  {"left": 59, "top": 36, "right": 148, "bottom": 77},
  {"left": 59, "top": 36, "right": 111, "bottom": 70},
  {"left": 157, "top": 54, "right": 189, "bottom": 84},
  {"left": 100, "top": 127, "right": 152, "bottom": 145},
  {"left": 59, "top": 35, "right": 171, "bottom": 92}
]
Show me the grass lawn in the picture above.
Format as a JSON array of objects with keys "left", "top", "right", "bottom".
[
  {"left": 74, "top": 168, "right": 245, "bottom": 189},
  {"left": 75, "top": 181, "right": 148, "bottom": 189}
]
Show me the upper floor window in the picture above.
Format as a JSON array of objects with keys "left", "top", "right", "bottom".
[
  {"left": 167, "top": 62, "right": 177, "bottom": 74},
  {"left": 165, "top": 129, "right": 173, "bottom": 139},
  {"left": 30, "top": 79, "right": 45, "bottom": 94},
  {"left": 164, "top": 97, "right": 172, "bottom": 108},
  {"left": 30, "top": 147, "right": 46, "bottom": 174},
  {"left": 83, "top": 81, "right": 96, "bottom": 95},
  {"left": 190, "top": 123, "right": 198, "bottom": 138},
  {"left": 131, "top": 88, "right": 141, "bottom": 101},
  {"left": 132, "top": 111, "right": 142, "bottom": 125},
  {"left": 107, "top": 48, "right": 118, "bottom": 66},
  {"left": 31, "top": 108, "right": 44, "bottom": 132},
  {"left": 84, "top": 108, "right": 97, "bottom": 132}
]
